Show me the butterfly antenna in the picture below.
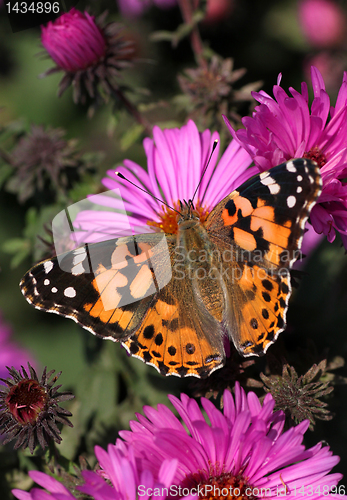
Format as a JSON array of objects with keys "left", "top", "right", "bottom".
[
  {"left": 191, "top": 139, "right": 218, "bottom": 205},
  {"left": 115, "top": 172, "right": 182, "bottom": 216}
]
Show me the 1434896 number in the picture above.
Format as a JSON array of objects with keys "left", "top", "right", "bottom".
[{"left": 6, "top": 2, "right": 60, "bottom": 14}]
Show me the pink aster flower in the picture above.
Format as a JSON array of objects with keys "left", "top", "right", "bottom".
[
  {"left": 224, "top": 66, "right": 347, "bottom": 248},
  {"left": 120, "top": 383, "right": 344, "bottom": 499},
  {"left": 41, "top": 9, "right": 134, "bottom": 106},
  {"left": 12, "top": 445, "right": 194, "bottom": 500},
  {"left": 41, "top": 9, "right": 107, "bottom": 73},
  {"left": 72, "top": 120, "right": 256, "bottom": 245},
  {"left": 13, "top": 472, "right": 75, "bottom": 500},
  {"left": 298, "top": 0, "right": 346, "bottom": 48},
  {"left": 0, "top": 312, "right": 35, "bottom": 383}
]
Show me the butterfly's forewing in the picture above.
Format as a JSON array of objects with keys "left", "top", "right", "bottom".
[
  {"left": 204, "top": 158, "right": 322, "bottom": 356},
  {"left": 20, "top": 233, "right": 173, "bottom": 340}
]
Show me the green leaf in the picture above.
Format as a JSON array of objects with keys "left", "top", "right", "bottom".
[
  {"left": 120, "top": 124, "right": 145, "bottom": 151},
  {"left": 2, "top": 238, "right": 31, "bottom": 267},
  {"left": 2, "top": 237, "right": 29, "bottom": 254},
  {"left": 150, "top": 11, "right": 205, "bottom": 47},
  {"left": 68, "top": 175, "right": 101, "bottom": 204},
  {"left": 0, "top": 164, "right": 12, "bottom": 187},
  {"left": 107, "top": 113, "right": 120, "bottom": 137},
  {"left": 150, "top": 30, "right": 178, "bottom": 42}
]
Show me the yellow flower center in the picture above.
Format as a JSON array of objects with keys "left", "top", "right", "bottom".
[
  {"left": 187, "top": 470, "right": 255, "bottom": 500},
  {"left": 147, "top": 201, "right": 210, "bottom": 234}
]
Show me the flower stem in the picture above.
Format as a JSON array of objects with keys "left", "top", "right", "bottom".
[
  {"left": 178, "top": 0, "right": 207, "bottom": 68},
  {"left": 105, "top": 79, "right": 152, "bottom": 137},
  {"left": 0, "top": 148, "right": 13, "bottom": 164}
]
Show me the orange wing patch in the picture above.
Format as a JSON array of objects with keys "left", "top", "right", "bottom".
[
  {"left": 123, "top": 297, "right": 224, "bottom": 378},
  {"left": 110, "top": 241, "right": 154, "bottom": 268},
  {"left": 233, "top": 262, "right": 291, "bottom": 356},
  {"left": 222, "top": 193, "right": 253, "bottom": 226},
  {"left": 129, "top": 265, "right": 155, "bottom": 299},
  {"left": 84, "top": 241, "right": 161, "bottom": 314},
  {"left": 233, "top": 227, "right": 257, "bottom": 252},
  {"left": 250, "top": 213, "right": 292, "bottom": 248}
]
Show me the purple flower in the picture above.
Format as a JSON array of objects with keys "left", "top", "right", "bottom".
[
  {"left": 120, "top": 383, "right": 344, "bottom": 499},
  {"left": 0, "top": 364, "right": 73, "bottom": 453},
  {"left": 224, "top": 67, "right": 347, "bottom": 248},
  {"left": 12, "top": 471, "right": 76, "bottom": 500},
  {"left": 41, "top": 9, "right": 107, "bottom": 73},
  {"left": 12, "top": 445, "right": 194, "bottom": 500},
  {"left": 0, "top": 313, "right": 35, "bottom": 383},
  {"left": 72, "top": 120, "right": 256, "bottom": 244},
  {"left": 117, "top": 0, "right": 177, "bottom": 18},
  {"left": 78, "top": 447, "right": 191, "bottom": 500},
  {"left": 12, "top": 385, "right": 344, "bottom": 499}
]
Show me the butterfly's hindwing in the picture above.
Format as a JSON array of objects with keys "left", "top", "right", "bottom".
[{"left": 122, "top": 273, "right": 226, "bottom": 378}]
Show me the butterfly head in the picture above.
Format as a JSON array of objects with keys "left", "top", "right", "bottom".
[{"left": 177, "top": 199, "right": 200, "bottom": 226}]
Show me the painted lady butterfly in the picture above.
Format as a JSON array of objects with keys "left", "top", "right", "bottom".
[{"left": 20, "top": 159, "right": 322, "bottom": 378}]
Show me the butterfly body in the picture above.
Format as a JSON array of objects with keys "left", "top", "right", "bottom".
[{"left": 21, "top": 159, "right": 322, "bottom": 378}]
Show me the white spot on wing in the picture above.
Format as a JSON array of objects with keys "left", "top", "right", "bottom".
[
  {"left": 260, "top": 175, "right": 274, "bottom": 186},
  {"left": 297, "top": 186, "right": 302, "bottom": 193},
  {"left": 29, "top": 271, "right": 37, "bottom": 285},
  {"left": 286, "top": 161, "right": 297, "bottom": 172},
  {"left": 287, "top": 196, "right": 296, "bottom": 208},
  {"left": 44, "top": 261, "right": 54, "bottom": 274},
  {"left": 44, "top": 279, "right": 50, "bottom": 286},
  {"left": 51, "top": 287, "right": 58, "bottom": 293},
  {"left": 268, "top": 183, "right": 280, "bottom": 195},
  {"left": 64, "top": 287, "right": 76, "bottom": 298},
  {"left": 73, "top": 246, "right": 87, "bottom": 261},
  {"left": 72, "top": 263, "right": 85, "bottom": 276},
  {"left": 260, "top": 174, "right": 281, "bottom": 195},
  {"left": 297, "top": 175, "right": 303, "bottom": 182},
  {"left": 72, "top": 246, "right": 88, "bottom": 275}
]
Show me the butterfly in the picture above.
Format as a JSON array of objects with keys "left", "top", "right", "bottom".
[{"left": 20, "top": 158, "right": 322, "bottom": 378}]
